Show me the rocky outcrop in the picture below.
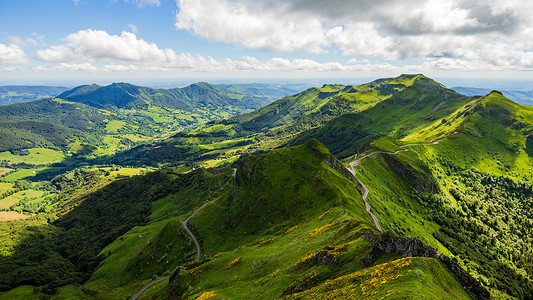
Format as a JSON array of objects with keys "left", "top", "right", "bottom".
[
  {"left": 363, "top": 231, "right": 491, "bottom": 300},
  {"left": 363, "top": 231, "right": 439, "bottom": 265}
]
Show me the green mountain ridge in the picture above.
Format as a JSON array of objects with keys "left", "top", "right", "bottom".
[
  {"left": 58, "top": 81, "right": 272, "bottom": 112},
  {"left": 0, "top": 74, "right": 532, "bottom": 299}
]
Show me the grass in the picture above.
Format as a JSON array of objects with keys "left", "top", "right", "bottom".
[
  {"left": 2, "top": 167, "right": 61, "bottom": 181},
  {"left": 0, "top": 211, "right": 29, "bottom": 221},
  {"left": 0, "top": 169, "right": 13, "bottom": 176},
  {"left": 0, "top": 148, "right": 64, "bottom": 165},
  {"left": 105, "top": 120, "right": 126, "bottom": 133},
  {"left": 0, "top": 189, "right": 45, "bottom": 209},
  {"left": 0, "top": 182, "right": 13, "bottom": 194},
  {"left": 0, "top": 285, "right": 36, "bottom": 300},
  {"left": 352, "top": 148, "right": 451, "bottom": 255},
  {"left": 284, "top": 257, "right": 471, "bottom": 300}
]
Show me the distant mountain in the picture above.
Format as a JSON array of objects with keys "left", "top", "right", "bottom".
[
  {"left": 182, "top": 74, "right": 439, "bottom": 147},
  {"left": 0, "top": 85, "right": 69, "bottom": 105},
  {"left": 452, "top": 86, "right": 533, "bottom": 105},
  {"left": 57, "top": 82, "right": 299, "bottom": 112},
  {"left": 0, "top": 82, "right": 302, "bottom": 155}
]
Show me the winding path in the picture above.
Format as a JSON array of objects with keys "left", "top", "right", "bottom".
[
  {"left": 347, "top": 141, "right": 438, "bottom": 232},
  {"left": 182, "top": 202, "right": 210, "bottom": 262},
  {"left": 131, "top": 276, "right": 170, "bottom": 300},
  {"left": 131, "top": 202, "right": 210, "bottom": 300}
]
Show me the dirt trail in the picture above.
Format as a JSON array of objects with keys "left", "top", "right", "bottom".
[
  {"left": 131, "top": 276, "right": 170, "bottom": 300},
  {"left": 182, "top": 202, "right": 210, "bottom": 262},
  {"left": 347, "top": 141, "right": 438, "bottom": 232},
  {"left": 131, "top": 202, "right": 209, "bottom": 300}
]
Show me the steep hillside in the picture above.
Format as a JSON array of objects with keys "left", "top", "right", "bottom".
[
  {"left": 342, "top": 91, "right": 533, "bottom": 299},
  {"left": 117, "top": 74, "right": 435, "bottom": 168},
  {"left": 188, "top": 74, "right": 426, "bottom": 138},
  {"left": 2, "top": 75, "right": 532, "bottom": 299},
  {"left": 0, "top": 140, "right": 480, "bottom": 299},
  {"left": 290, "top": 76, "right": 469, "bottom": 158}
]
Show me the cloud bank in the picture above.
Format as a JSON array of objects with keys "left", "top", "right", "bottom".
[
  {"left": 0, "top": 44, "right": 29, "bottom": 64},
  {"left": 175, "top": 0, "right": 533, "bottom": 68}
]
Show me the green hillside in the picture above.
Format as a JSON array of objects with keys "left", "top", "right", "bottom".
[
  {"left": 289, "top": 75, "right": 469, "bottom": 158},
  {"left": 0, "top": 140, "right": 482, "bottom": 299},
  {"left": 0, "top": 82, "right": 298, "bottom": 175},
  {"left": 1, "top": 75, "right": 532, "bottom": 299},
  {"left": 112, "top": 74, "right": 432, "bottom": 167},
  {"left": 58, "top": 81, "right": 274, "bottom": 113}
]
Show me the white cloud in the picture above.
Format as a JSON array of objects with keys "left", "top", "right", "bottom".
[
  {"left": 174, "top": 0, "right": 533, "bottom": 69},
  {"left": 0, "top": 43, "right": 29, "bottom": 64},
  {"left": 175, "top": 0, "right": 328, "bottom": 53},
  {"left": 127, "top": 24, "right": 138, "bottom": 33},
  {"left": 36, "top": 29, "right": 186, "bottom": 64},
  {"left": 8, "top": 36, "right": 38, "bottom": 47}
]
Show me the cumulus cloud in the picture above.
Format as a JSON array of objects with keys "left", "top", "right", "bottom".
[
  {"left": 0, "top": 43, "right": 29, "bottom": 64},
  {"left": 175, "top": 0, "right": 533, "bottom": 69},
  {"left": 176, "top": 0, "right": 327, "bottom": 53},
  {"left": 35, "top": 29, "right": 188, "bottom": 65},
  {"left": 33, "top": 27, "right": 532, "bottom": 75}
]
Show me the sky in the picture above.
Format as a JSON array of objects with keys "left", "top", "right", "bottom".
[{"left": 1, "top": 0, "right": 533, "bottom": 87}]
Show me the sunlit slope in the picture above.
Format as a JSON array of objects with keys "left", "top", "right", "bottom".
[
  {"left": 290, "top": 76, "right": 471, "bottom": 158},
  {"left": 186, "top": 74, "right": 429, "bottom": 138},
  {"left": 348, "top": 91, "right": 533, "bottom": 299}
]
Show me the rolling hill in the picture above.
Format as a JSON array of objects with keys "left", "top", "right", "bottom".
[
  {"left": 57, "top": 81, "right": 287, "bottom": 112},
  {"left": 0, "top": 74, "right": 531, "bottom": 299}
]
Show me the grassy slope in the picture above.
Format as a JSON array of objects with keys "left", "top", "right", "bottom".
[
  {"left": 128, "top": 74, "right": 428, "bottom": 169},
  {"left": 349, "top": 91, "right": 533, "bottom": 299},
  {"left": 4, "top": 76, "right": 517, "bottom": 299},
  {"left": 0, "top": 140, "right": 473, "bottom": 299},
  {"left": 291, "top": 75, "right": 471, "bottom": 159}
]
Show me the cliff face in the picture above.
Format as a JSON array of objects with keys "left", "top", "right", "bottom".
[
  {"left": 383, "top": 154, "right": 439, "bottom": 193},
  {"left": 363, "top": 231, "right": 491, "bottom": 300}
]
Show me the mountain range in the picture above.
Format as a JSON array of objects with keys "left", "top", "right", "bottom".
[
  {"left": 0, "top": 74, "right": 531, "bottom": 299},
  {"left": 0, "top": 86, "right": 69, "bottom": 106}
]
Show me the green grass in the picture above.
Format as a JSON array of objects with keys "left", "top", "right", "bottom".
[
  {"left": 0, "top": 148, "right": 64, "bottom": 165},
  {"left": 0, "top": 182, "right": 13, "bottom": 194},
  {"left": 0, "top": 285, "right": 38, "bottom": 300},
  {"left": 2, "top": 167, "right": 57, "bottom": 181},
  {"left": 104, "top": 120, "right": 126, "bottom": 133},
  {"left": 284, "top": 257, "right": 471, "bottom": 300},
  {"left": 0, "top": 189, "right": 45, "bottom": 209}
]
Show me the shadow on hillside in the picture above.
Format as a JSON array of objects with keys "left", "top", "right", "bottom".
[{"left": 0, "top": 170, "right": 177, "bottom": 294}]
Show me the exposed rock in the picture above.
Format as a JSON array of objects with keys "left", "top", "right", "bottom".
[
  {"left": 363, "top": 231, "right": 491, "bottom": 300},
  {"left": 363, "top": 231, "right": 439, "bottom": 265}
]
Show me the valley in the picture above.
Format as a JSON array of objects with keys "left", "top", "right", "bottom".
[{"left": 0, "top": 75, "right": 531, "bottom": 300}]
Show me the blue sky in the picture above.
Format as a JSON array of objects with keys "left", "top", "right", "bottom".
[{"left": 1, "top": 0, "right": 533, "bottom": 87}]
